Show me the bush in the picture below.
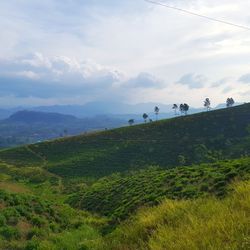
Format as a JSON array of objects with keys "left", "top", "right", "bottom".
[
  {"left": 31, "top": 216, "right": 46, "bottom": 227},
  {"left": 0, "top": 226, "right": 20, "bottom": 240},
  {"left": 0, "top": 214, "right": 6, "bottom": 227},
  {"left": 25, "top": 238, "right": 40, "bottom": 250}
]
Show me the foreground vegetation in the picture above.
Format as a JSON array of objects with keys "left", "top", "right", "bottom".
[
  {"left": 103, "top": 180, "right": 250, "bottom": 250},
  {"left": 0, "top": 188, "right": 106, "bottom": 250},
  {"left": 69, "top": 157, "right": 250, "bottom": 220},
  {"left": 1, "top": 164, "right": 249, "bottom": 250}
]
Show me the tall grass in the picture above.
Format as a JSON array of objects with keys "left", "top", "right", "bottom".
[{"left": 104, "top": 180, "right": 250, "bottom": 250}]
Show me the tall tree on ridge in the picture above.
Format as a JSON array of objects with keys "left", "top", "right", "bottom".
[
  {"left": 143, "top": 113, "right": 148, "bottom": 123},
  {"left": 154, "top": 106, "right": 160, "bottom": 121},
  {"left": 128, "top": 119, "right": 134, "bottom": 126},
  {"left": 226, "top": 98, "right": 235, "bottom": 108},
  {"left": 179, "top": 104, "right": 184, "bottom": 115},
  {"left": 204, "top": 98, "right": 211, "bottom": 111},
  {"left": 172, "top": 104, "right": 178, "bottom": 115},
  {"left": 183, "top": 103, "right": 189, "bottom": 115}
]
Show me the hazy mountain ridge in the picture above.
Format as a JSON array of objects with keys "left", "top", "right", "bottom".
[
  {"left": 7, "top": 110, "right": 78, "bottom": 124},
  {"left": 0, "top": 110, "right": 126, "bottom": 148},
  {"left": 0, "top": 101, "right": 239, "bottom": 120}
]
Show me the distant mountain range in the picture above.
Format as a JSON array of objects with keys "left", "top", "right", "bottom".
[
  {"left": 0, "top": 110, "right": 126, "bottom": 148},
  {"left": 0, "top": 101, "right": 239, "bottom": 120},
  {"left": 7, "top": 110, "right": 78, "bottom": 124}
]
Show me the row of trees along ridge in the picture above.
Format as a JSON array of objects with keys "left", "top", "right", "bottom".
[{"left": 128, "top": 97, "right": 235, "bottom": 126}]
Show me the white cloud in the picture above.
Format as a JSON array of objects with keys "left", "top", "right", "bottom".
[
  {"left": 0, "top": 0, "right": 250, "bottom": 106},
  {"left": 177, "top": 74, "right": 207, "bottom": 89}
]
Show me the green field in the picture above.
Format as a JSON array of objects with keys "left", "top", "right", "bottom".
[{"left": 0, "top": 104, "right": 249, "bottom": 249}]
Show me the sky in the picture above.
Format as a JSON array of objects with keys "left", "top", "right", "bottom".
[{"left": 0, "top": 0, "right": 250, "bottom": 108}]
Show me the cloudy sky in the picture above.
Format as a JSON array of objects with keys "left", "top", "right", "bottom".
[{"left": 0, "top": 0, "right": 250, "bottom": 108}]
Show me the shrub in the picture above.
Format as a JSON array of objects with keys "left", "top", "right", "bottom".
[
  {"left": 0, "top": 214, "right": 6, "bottom": 227},
  {"left": 31, "top": 216, "right": 46, "bottom": 227},
  {"left": 0, "top": 226, "right": 20, "bottom": 240}
]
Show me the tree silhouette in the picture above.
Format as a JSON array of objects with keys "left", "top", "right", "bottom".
[
  {"left": 128, "top": 119, "right": 134, "bottom": 126},
  {"left": 154, "top": 106, "right": 160, "bottom": 121},
  {"left": 143, "top": 113, "right": 148, "bottom": 123},
  {"left": 204, "top": 98, "right": 211, "bottom": 111},
  {"left": 179, "top": 104, "right": 184, "bottom": 115},
  {"left": 226, "top": 98, "right": 235, "bottom": 108},
  {"left": 180, "top": 103, "right": 189, "bottom": 115},
  {"left": 183, "top": 103, "right": 189, "bottom": 115},
  {"left": 172, "top": 104, "right": 178, "bottom": 115}
]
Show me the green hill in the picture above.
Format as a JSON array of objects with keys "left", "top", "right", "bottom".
[{"left": 0, "top": 104, "right": 250, "bottom": 178}]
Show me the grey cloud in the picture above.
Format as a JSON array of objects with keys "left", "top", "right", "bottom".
[
  {"left": 123, "top": 72, "right": 164, "bottom": 89},
  {"left": 0, "top": 54, "right": 122, "bottom": 99},
  {"left": 239, "top": 74, "right": 250, "bottom": 83},
  {"left": 0, "top": 54, "right": 164, "bottom": 102},
  {"left": 177, "top": 73, "right": 207, "bottom": 89}
]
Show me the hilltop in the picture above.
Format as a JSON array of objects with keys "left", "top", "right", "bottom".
[
  {"left": 7, "top": 110, "right": 78, "bottom": 124},
  {"left": 0, "top": 103, "right": 249, "bottom": 178}
]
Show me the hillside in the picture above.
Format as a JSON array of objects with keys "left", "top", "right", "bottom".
[
  {"left": 0, "top": 188, "right": 106, "bottom": 250},
  {"left": 0, "top": 104, "right": 249, "bottom": 249},
  {"left": 68, "top": 157, "right": 250, "bottom": 220},
  {"left": 0, "top": 157, "right": 249, "bottom": 249},
  {"left": 102, "top": 180, "right": 250, "bottom": 250},
  {"left": 0, "top": 103, "right": 249, "bottom": 178}
]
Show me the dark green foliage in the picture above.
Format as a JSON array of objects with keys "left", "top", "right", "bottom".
[
  {"left": 68, "top": 157, "right": 250, "bottom": 220},
  {"left": 0, "top": 189, "right": 106, "bottom": 249},
  {"left": 0, "top": 226, "right": 20, "bottom": 240},
  {"left": 1, "top": 103, "right": 250, "bottom": 178}
]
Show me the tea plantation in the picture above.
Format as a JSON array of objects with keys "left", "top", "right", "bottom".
[{"left": 68, "top": 157, "right": 250, "bottom": 220}]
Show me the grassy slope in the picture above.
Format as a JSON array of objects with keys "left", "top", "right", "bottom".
[
  {"left": 103, "top": 180, "right": 250, "bottom": 250},
  {"left": 0, "top": 104, "right": 249, "bottom": 178},
  {"left": 68, "top": 157, "right": 250, "bottom": 220}
]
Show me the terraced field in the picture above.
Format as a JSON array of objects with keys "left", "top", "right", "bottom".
[{"left": 68, "top": 157, "right": 250, "bottom": 220}]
